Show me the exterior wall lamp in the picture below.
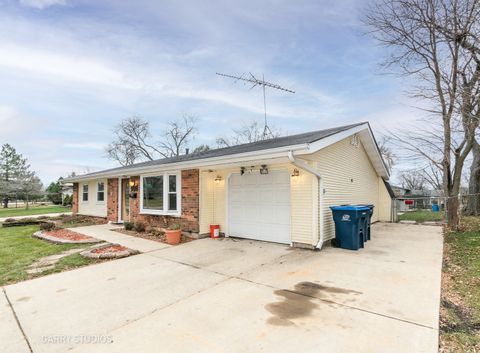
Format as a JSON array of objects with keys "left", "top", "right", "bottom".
[
  {"left": 260, "top": 165, "right": 269, "bottom": 175},
  {"left": 214, "top": 175, "right": 223, "bottom": 183},
  {"left": 291, "top": 168, "right": 300, "bottom": 178}
]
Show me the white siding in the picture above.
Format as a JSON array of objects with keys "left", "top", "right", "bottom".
[
  {"left": 199, "top": 135, "right": 389, "bottom": 246},
  {"left": 78, "top": 179, "right": 108, "bottom": 217},
  {"left": 199, "top": 164, "right": 315, "bottom": 244},
  {"left": 306, "top": 136, "right": 381, "bottom": 242}
]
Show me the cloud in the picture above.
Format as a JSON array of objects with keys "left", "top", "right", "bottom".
[
  {"left": 64, "top": 142, "right": 106, "bottom": 150},
  {"left": 0, "top": 105, "right": 44, "bottom": 140},
  {"left": 19, "top": 0, "right": 67, "bottom": 9}
]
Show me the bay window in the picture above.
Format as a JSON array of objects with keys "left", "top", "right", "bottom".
[{"left": 140, "top": 172, "right": 181, "bottom": 215}]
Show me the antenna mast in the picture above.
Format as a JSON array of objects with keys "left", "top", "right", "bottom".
[{"left": 216, "top": 72, "right": 295, "bottom": 139}]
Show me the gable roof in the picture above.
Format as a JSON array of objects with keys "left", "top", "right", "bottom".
[{"left": 66, "top": 122, "right": 389, "bottom": 181}]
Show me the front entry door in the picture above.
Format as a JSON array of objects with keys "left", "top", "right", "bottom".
[{"left": 121, "top": 179, "right": 130, "bottom": 222}]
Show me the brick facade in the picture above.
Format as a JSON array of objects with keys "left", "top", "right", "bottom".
[
  {"left": 107, "top": 169, "right": 200, "bottom": 234},
  {"left": 72, "top": 183, "right": 79, "bottom": 215},
  {"left": 107, "top": 178, "right": 119, "bottom": 222}
]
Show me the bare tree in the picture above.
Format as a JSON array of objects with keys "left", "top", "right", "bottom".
[
  {"left": 465, "top": 139, "right": 480, "bottom": 214},
  {"left": 158, "top": 115, "right": 198, "bottom": 157},
  {"left": 217, "top": 121, "right": 281, "bottom": 147},
  {"left": 377, "top": 136, "right": 396, "bottom": 172},
  {"left": 365, "top": 0, "right": 480, "bottom": 228},
  {"left": 106, "top": 115, "right": 198, "bottom": 165},
  {"left": 399, "top": 169, "right": 426, "bottom": 191}
]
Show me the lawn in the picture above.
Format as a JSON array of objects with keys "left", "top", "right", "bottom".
[
  {"left": 440, "top": 216, "right": 480, "bottom": 352},
  {"left": 0, "top": 225, "right": 99, "bottom": 286},
  {"left": 0, "top": 205, "right": 71, "bottom": 218},
  {"left": 398, "top": 210, "right": 444, "bottom": 222}
]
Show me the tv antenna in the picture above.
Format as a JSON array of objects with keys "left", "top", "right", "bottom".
[{"left": 216, "top": 72, "right": 295, "bottom": 139}]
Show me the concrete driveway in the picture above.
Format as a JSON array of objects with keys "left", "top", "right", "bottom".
[{"left": 1, "top": 223, "right": 443, "bottom": 353}]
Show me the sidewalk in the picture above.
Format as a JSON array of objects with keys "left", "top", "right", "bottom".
[
  {"left": 68, "top": 224, "right": 170, "bottom": 253},
  {"left": 0, "top": 212, "right": 72, "bottom": 223}
]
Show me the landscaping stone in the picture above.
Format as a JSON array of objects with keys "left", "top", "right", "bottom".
[
  {"left": 80, "top": 243, "right": 139, "bottom": 259},
  {"left": 422, "top": 221, "right": 443, "bottom": 226},
  {"left": 33, "top": 230, "right": 103, "bottom": 244},
  {"left": 26, "top": 248, "right": 84, "bottom": 274},
  {"left": 399, "top": 220, "right": 417, "bottom": 224}
]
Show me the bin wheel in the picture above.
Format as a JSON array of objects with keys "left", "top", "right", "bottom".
[{"left": 331, "top": 239, "right": 340, "bottom": 248}]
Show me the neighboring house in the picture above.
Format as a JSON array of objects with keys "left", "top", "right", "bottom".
[
  {"left": 65, "top": 122, "right": 392, "bottom": 249},
  {"left": 61, "top": 182, "right": 74, "bottom": 203}
]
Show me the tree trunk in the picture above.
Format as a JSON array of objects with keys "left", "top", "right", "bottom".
[
  {"left": 465, "top": 140, "right": 480, "bottom": 215},
  {"left": 447, "top": 197, "right": 459, "bottom": 230},
  {"left": 2, "top": 197, "right": 8, "bottom": 208}
]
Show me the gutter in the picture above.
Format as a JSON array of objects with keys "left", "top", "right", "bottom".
[{"left": 287, "top": 150, "right": 324, "bottom": 250}]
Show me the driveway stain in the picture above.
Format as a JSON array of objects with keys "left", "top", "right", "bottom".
[
  {"left": 16, "top": 296, "right": 31, "bottom": 302},
  {"left": 56, "top": 288, "right": 67, "bottom": 293},
  {"left": 266, "top": 282, "right": 362, "bottom": 326}
]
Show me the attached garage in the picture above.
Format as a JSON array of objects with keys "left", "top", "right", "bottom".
[
  {"left": 228, "top": 170, "right": 291, "bottom": 244},
  {"left": 68, "top": 122, "right": 393, "bottom": 250}
]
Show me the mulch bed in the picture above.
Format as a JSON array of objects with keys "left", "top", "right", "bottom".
[
  {"left": 80, "top": 243, "right": 139, "bottom": 259},
  {"left": 33, "top": 229, "right": 103, "bottom": 244},
  {"left": 115, "top": 229, "right": 195, "bottom": 245},
  {"left": 44, "top": 229, "right": 93, "bottom": 241},
  {"left": 92, "top": 245, "right": 128, "bottom": 254}
]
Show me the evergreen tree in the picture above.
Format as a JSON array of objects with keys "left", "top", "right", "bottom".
[{"left": 0, "top": 144, "right": 29, "bottom": 208}]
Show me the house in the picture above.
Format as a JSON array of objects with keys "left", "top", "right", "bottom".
[{"left": 65, "top": 122, "right": 393, "bottom": 249}]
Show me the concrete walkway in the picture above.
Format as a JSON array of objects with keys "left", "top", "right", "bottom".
[
  {"left": 0, "top": 212, "right": 72, "bottom": 223},
  {"left": 69, "top": 224, "right": 170, "bottom": 253},
  {"left": 1, "top": 223, "right": 443, "bottom": 353}
]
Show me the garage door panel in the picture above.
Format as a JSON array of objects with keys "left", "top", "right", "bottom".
[{"left": 228, "top": 171, "right": 291, "bottom": 244}]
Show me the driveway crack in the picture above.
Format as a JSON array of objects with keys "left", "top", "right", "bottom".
[{"left": 2, "top": 287, "right": 34, "bottom": 353}]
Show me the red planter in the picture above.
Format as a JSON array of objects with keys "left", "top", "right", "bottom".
[{"left": 165, "top": 229, "right": 181, "bottom": 245}]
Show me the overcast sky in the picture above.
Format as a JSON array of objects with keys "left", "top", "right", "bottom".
[{"left": 0, "top": 0, "right": 422, "bottom": 185}]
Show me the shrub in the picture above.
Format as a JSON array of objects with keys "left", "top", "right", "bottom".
[
  {"left": 124, "top": 222, "right": 134, "bottom": 231},
  {"left": 169, "top": 224, "right": 181, "bottom": 231},
  {"left": 40, "top": 222, "right": 56, "bottom": 231},
  {"left": 147, "top": 226, "right": 164, "bottom": 237},
  {"left": 134, "top": 221, "right": 146, "bottom": 233}
]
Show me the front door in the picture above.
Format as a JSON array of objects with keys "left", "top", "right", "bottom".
[{"left": 121, "top": 179, "right": 130, "bottom": 222}]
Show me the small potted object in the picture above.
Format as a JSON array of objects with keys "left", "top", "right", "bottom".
[{"left": 165, "top": 224, "right": 182, "bottom": 245}]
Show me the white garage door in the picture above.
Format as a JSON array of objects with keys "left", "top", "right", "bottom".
[{"left": 228, "top": 170, "right": 291, "bottom": 244}]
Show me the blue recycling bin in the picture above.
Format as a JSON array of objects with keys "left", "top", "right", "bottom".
[
  {"left": 357, "top": 204, "right": 375, "bottom": 241},
  {"left": 432, "top": 204, "right": 440, "bottom": 212},
  {"left": 330, "top": 205, "right": 370, "bottom": 250}
]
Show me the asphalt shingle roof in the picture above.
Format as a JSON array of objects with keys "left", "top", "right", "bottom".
[{"left": 72, "top": 122, "right": 366, "bottom": 179}]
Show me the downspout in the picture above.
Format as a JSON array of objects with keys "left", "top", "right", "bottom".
[{"left": 288, "top": 150, "right": 324, "bottom": 250}]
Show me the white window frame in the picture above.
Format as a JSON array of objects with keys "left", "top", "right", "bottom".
[
  {"left": 96, "top": 181, "right": 105, "bottom": 203},
  {"left": 82, "top": 183, "right": 89, "bottom": 202},
  {"left": 140, "top": 171, "right": 181, "bottom": 216}
]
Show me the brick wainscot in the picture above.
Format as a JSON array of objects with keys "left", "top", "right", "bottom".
[{"left": 105, "top": 169, "right": 200, "bottom": 236}]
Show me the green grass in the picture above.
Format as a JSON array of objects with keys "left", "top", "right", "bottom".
[
  {"left": 0, "top": 225, "right": 96, "bottom": 286},
  {"left": 398, "top": 210, "right": 444, "bottom": 222},
  {"left": 0, "top": 205, "right": 71, "bottom": 218},
  {"left": 440, "top": 217, "right": 480, "bottom": 352}
]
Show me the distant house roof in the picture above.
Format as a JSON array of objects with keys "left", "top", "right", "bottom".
[{"left": 66, "top": 122, "right": 389, "bottom": 181}]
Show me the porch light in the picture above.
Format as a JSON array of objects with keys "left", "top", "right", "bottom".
[
  {"left": 129, "top": 180, "right": 135, "bottom": 187},
  {"left": 260, "top": 165, "right": 269, "bottom": 175},
  {"left": 214, "top": 175, "right": 222, "bottom": 183},
  {"left": 291, "top": 168, "right": 300, "bottom": 178}
]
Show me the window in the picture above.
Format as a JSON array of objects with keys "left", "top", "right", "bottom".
[
  {"left": 143, "top": 176, "right": 164, "bottom": 211},
  {"left": 141, "top": 172, "right": 180, "bottom": 215},
  {"left": 82, "top": 184, "right": 89, "bottom": 202},
  {"left": 97, "top": 182, "right": 105, "bottom": 202},
  {"left": 168, "top": 175, "right": 177, "bottom": 211}
]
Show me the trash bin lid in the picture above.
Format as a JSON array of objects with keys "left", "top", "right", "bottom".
[{"left": 330, "top": 205, "right": 370, "bottom": 211}]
